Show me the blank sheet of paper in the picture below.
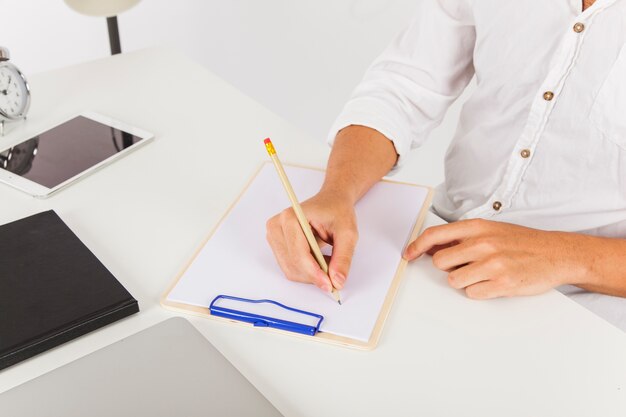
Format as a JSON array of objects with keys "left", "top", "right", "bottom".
[{"left": 167, "top": 164, "right": 429, "bottom": 342}]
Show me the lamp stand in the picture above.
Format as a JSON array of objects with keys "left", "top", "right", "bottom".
[{"left": 106, "top": 16, "right": 122, "bottom": 55}]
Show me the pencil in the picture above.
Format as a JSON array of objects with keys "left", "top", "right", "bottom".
[{"left": 263, "top": 138, "right": 342, "bottom": 305}]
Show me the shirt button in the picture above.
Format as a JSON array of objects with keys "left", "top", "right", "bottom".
[
  {"left": 573, "top": 22, "right": 585, "bottom": 33},
  {"left": 520, "top": 149, "right": 531, "bottom": 158},
  {"left": 492, "top": 201, "right": 502, "bottom": 211},
  {"left": 543, "top": 91, "right": 554, "bottom": 101}
]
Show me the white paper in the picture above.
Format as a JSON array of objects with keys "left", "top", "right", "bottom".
[{"left": 167, "top": 164, "right": 429, "bottom": 342}]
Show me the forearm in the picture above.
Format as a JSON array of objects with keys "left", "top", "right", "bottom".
[{"left": 321, "top": 125, "right": 398, "bottom": 205}]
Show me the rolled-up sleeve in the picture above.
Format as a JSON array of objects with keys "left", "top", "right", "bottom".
[{"left": 328, "top": 0, "right": 476, "bottom": 167}]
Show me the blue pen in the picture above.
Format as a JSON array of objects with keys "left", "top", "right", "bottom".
[{"left": 209, "top": 295, "right": 324, "bottom": 336}]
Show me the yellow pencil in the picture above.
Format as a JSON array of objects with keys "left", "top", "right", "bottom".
[{"left": 264, "top": 138, "right": 342, "bottom": 305}]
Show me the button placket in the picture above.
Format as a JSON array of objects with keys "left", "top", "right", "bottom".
[
  {"left": 497, "top": 17, "right": 594, "bottom": 208},
  {"left": 460, "top": 14, "right": 594, "bottom": 221}
]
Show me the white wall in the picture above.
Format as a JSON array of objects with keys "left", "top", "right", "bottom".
[{"left": 1, "top": 0, "right": 468, "bottom": 185}]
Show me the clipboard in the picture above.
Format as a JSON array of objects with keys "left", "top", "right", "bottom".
[{"left": 161, "top": 163, "right": 433, "bottom": 350}]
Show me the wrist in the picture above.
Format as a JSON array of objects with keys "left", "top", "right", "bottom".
[
  {"left": 317, "top": 186, "right": 357, "bottom": 206},
  {"left": 565, "top": 234, "right": 612, "bottom": 288}
]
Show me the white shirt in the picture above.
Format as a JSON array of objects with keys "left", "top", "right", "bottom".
[{"left": 328, "top": 0, "right": 626, "bottom": 331}]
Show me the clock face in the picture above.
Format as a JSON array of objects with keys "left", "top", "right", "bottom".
[{"left": 0, "top": 63, "right": 29, "bottom": 120}]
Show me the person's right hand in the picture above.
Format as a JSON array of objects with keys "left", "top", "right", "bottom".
[{"left": 266, "top": 191, "right": 359, "bottom": 292}]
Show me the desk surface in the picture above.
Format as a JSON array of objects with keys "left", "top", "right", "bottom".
[{"left": 1, "top": 47, "right": 625, "bottom": 416}]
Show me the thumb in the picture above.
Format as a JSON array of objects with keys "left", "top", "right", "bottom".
[{"left": 328, "top": 228, "right": 358, "bottom": 290}]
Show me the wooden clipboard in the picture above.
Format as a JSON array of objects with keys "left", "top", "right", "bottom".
[{"left": 161, "top": 162, "right": 433, "bottom": 350}]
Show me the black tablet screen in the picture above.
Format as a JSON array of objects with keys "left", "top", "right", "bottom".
[{"left": 0, "top": 116, "right": 144, "bottom": 188}]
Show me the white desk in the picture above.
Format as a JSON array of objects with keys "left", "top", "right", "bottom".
[{"left": 1, "top": 48, "right": 625, "bottom": 416}]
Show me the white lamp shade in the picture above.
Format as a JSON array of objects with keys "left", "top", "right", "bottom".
[{"left": 64, "top": 0, "right": 141, "bottom": 17}]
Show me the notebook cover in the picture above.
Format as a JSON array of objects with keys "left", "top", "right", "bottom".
[{"left": 0, "top": 210, "right": 139, "bottom": 370}]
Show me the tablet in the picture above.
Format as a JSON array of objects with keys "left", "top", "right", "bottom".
[{"left": 0, "top": 112, "right": 153, "bottom": 198}]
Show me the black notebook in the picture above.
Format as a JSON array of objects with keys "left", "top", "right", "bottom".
[{"left": 0, "top": 210, "right": 139, "bottom": 370}]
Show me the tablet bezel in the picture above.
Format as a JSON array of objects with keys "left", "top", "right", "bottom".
[{"left": 0, "top": 111, "right": 154, "bottom": 198}]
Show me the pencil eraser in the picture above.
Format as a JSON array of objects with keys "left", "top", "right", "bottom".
[{"left": 263, "top": 138, "right": 276, "bottom": 155}]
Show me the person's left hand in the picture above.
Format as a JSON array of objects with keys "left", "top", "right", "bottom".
[{"left": 403, "top": 219, "right": 594, "bottom": 299}]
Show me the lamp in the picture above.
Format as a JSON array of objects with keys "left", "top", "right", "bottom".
[{"left": 64, "top": 0, "right": 141, "bottom": 55}]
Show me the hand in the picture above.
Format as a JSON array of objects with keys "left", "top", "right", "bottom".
[
  {"left": 266, "top": 191, "right": 358, "bottom": 292},
  {"left": 403, "top": 219, "right": 596, "bottom": 299}
]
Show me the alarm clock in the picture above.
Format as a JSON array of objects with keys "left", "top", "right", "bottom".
[{"left": 0, "top": 47, "right": 31, "bottom": 136}]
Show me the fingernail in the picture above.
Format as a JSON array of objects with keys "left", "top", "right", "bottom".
[{"left": 334, "top": 273, "right": 346, "bottom": 286}]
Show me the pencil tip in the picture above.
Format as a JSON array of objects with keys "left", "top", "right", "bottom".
[{"left": 338, "top": 300, "right": 342, "bottom": 305}]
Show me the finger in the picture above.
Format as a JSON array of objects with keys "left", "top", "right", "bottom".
[
  {"left": 404, "top": 224, "right": 464, "bottom": 261},
  {"left": 464, "top": 280, "right": 505, "bottom": 300},
  {"left": 328, "top": 227, "right": 358, "bottom": 290},
  {"left": 267, "top": 219, "right": 311, "bottom": 284},
  {"left": 404, "top": 220, "right": 487, "bottom": 260},
  {"left": 267, "top": 210, "right": 329, "bottom": 290},
  {"left": 283, "top": 215, "right": 331, "bottom": 291},
  {"left": 266, "top": 215, "right": 294, "bottom": 274},
  {"left": 432, "top": 238, "right": 497, "bottom": 271},
  {"left": 446, "top": 260, "right": 492, "bottom": 290},
  {"left": 425, "top": 241, "right": 459, "bottom": 256}
]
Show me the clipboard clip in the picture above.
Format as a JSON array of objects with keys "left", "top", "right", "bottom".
[{"left": 209, "top": 295, "right": 324, "bottom": 336}]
